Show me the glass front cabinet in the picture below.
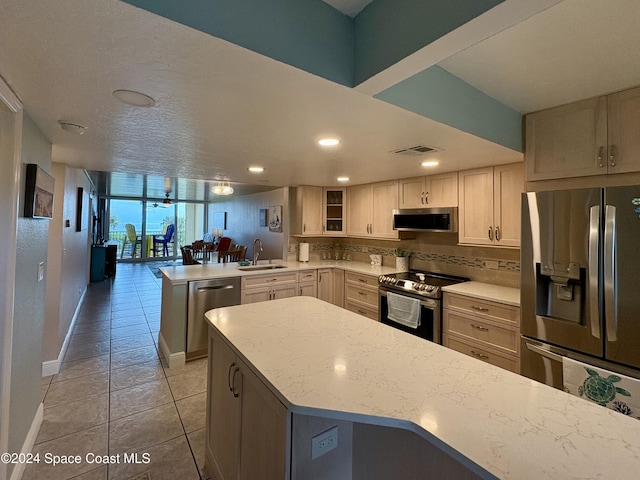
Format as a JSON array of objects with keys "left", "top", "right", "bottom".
[{"left": 323, "top": 188, "right": 346, "bottom": 236}]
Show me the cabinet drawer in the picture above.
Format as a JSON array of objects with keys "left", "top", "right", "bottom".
[
  {"left": 345, "top": 284, "right": 378, "bottom": 308},
  {"left": 298, "top": 270, "right": 318, "bottom": 283},
  {"left": 444, "top": 335, "right": 520, "bottom": 374},
  {"left": 345, "top": 272, "right": 378, "bottom": 288},
  {"left": 443, "top": 293, "right": 520, "bottom": 326},
  {"left": 345, "top": 301, "right": 379, "bottom": 321},
  {"left": 241, "top": 272, "right": 298, "bottom": 289},
  {"left": 443, "top": 310, "right": 519, "bottom": 356}
]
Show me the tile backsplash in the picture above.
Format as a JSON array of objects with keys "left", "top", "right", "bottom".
[{"left": 289, "top": 233, "right": 520, "bottom": 288}]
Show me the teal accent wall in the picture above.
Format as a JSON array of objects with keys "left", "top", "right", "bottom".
[
  {"left": 353, "top": 0, "right": 504, "bottom": 85},
  {"left": 8, "top": 112, "right": 51, "bottom": 459},
  {"left": 122, "top": 0, "right": 355, "bottom": 86},
  {"left": 375, "top": 66, "right": 522, "bottom": 152}
]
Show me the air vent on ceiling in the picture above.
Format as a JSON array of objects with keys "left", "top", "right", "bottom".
[{"left": 391, "top": 145, "right": 439, "bottom": 156}]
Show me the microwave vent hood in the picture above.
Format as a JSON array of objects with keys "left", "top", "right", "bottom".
[{"left": 393, "top": 208, "right": 458, "bottom": 233}]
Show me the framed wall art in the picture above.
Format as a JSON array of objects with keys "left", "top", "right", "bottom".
[
  {"left": 24, "top": 163, "right": 55, "bottom": 219},
  {"left": 268, "top": 205, "right": 282, "bottom": 232}
]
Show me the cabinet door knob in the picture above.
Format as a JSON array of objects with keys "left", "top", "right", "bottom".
[
  {"left": 421, "top": 192, "right": 425, "bottom": 204},
  {"left": 609, "top": 145, "right": 616, "bottom": 167},
  {"left": 598, "top": 146, "right": 605, "bottom": 167},
  {"left": 495, "top": 225, "right": 501, "bottom": 242},
  {"left": 231, "top": 365, "right": 240, "bottom": 398},
  {"left": 488, "top": 226, "right": 493, "bottom": 241},
  {"left": 228, "top": 362, "right": 238, "bottom": 393},
  {"left": 425, "top": 191, "right": 429, "bottom": 205}
]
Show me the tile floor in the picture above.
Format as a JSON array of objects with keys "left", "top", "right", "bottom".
[{"left": 26, "top": 263, "right": 209, "bottom": 480}]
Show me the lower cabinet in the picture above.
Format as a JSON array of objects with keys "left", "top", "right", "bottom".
[
  {"left": 207, "top": 329, "right": 289, "bottom": 480},
  {"left": 442, "top": 293, "right": 520, "bottom": 373},
  {"left": 344, "top": 272, "right": 379, "bottom": 321},
  {"left": 298, "top": 270, "right": 318, "bottom": 297},
  {"left": 241, "top": 272, "right": 298, "bottom": 304}
]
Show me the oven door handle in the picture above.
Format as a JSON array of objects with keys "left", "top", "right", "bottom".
[{"left": 378, "top": 289, "right": 437, "bottom": 309}]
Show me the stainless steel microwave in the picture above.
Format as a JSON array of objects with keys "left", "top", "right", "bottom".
[{"left": 392, "top": 208, "right": 458, "bottom": 233}]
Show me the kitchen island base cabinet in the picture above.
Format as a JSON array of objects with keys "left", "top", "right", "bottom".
[{"left": 206, "top": 330, "right": 289, "bottom": 480}]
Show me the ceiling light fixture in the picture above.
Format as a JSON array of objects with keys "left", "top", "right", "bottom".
[
  {"left": 112, "top": 89, "right": 156, "bottom": 107},
  {"left": 212, "top": 181, "right": 234, "bottom": 195},
  {"left": 248, "top": 166, "right": 264, "bottom": 173},
  {"left": 421, "top": 160, "right": 440, "bottom": 167},
  {"left": 337, "top": 176, "right": 350, "bottom": 182},
  {"left": 58, "top": 121, "right": 87, "bottom": 135},
  {"left": 318, "top": 138, "right": 340, "bottom": 146}
]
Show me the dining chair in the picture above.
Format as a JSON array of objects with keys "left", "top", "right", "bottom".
[
  {"left": 120, "top": 223, "right": 142, "bottom": 258},
  {"left": 181, "top": 246, "right": 200, "bottom": 265}
]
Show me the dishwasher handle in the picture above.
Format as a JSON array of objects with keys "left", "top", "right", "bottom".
[{"left": 196, "top": 284, "right": 235, "bottom": 293}]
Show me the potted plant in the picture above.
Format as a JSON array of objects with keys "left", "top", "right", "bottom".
[{"left": 393, "top": 248, "right": 411, "bottom": 272}]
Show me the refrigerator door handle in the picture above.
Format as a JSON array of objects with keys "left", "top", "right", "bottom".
[
  {"left": 604, "top": 205, "right": 618, "bottom": 342},
  {"left": 588, "top": 205, "right": 601, "bottom": 339}
]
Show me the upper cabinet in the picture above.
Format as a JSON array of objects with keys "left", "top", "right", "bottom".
[
  {"left": 398, "top": 173, "right": 458, "bottom": 208},
  {"left": 323, "top": 188, "right": 346, "bottom": 235},
  {"left": 290, "top": 186, "right": 323, "bottom": 236},
  {"left": 347, "top": 180, "right": 398, "bottom": 239},
  {"left": 525, "top": 86, "right": 640, "bottom": 181},
  {"left": 458, "top": 163, "right": 523, "bottom": 247}
]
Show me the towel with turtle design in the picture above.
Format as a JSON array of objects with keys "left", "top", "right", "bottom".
[{"left": 563, "top": 357, "right": 640, "bottom": 420}]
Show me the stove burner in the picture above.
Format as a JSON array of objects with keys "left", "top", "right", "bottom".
[{"left": 378, "top": 270, "right": 468, "bottom": 299}]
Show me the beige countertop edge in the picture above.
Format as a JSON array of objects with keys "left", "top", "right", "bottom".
[{"left": 442, "top": 281, "right": 520, "bottom": 307}]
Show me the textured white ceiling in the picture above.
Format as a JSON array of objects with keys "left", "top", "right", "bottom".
[{"left": 0, "top": 0, "right": 521, "bottom": 194}]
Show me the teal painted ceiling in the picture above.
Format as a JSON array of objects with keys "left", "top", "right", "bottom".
[{"left": 121, "top": 0, "right": 520, "bottom": 151}]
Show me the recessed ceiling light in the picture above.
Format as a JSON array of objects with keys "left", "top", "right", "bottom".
[
  {"left": 248, "top": 166, "right": 264, "bottom": 173},
  {"left": 58, "top": 121, "right": 87, "bottom": 135},
  {"left": 112, "top": 89, "right": 156, "bottom": 107},
  {"left": 421, "top": 161, "right": 440, "bottom": 167},
  {"left": 318, "top": 138, "right": 340, "bottom": 146},
  {"left": 337, "top": 176, "right": 350, "bottom": 182}
]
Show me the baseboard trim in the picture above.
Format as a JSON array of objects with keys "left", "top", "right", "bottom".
[
  {"left": 158, "top": 332, "right": 185, "bottom": 370},
  {"left": 42, "top": 286, "right": 87, "bottom": 377},
  {"left": 9, "top": 402, "right": 43, "bottom": 480}
]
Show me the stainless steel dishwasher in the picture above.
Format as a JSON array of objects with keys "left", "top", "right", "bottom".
[{"left": 187, "top": 277, "right": 241, "bottom": 359}]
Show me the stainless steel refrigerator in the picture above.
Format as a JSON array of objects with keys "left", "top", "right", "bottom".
[{"left": 521, "top": 187, "right": 640, "bottom": 389}]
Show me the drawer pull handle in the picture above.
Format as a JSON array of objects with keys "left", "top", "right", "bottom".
[
  {"left": 471, "top": 350, "right": 489, "bottom": 360},
  {"left": 358, "top": 279, "right": 368, "bottom": 283},
  {"left": 471, "top": 306, "right": 489, "bottom": 312},
  {"left": 471, "top": 324, "right": 489, "bottom": 331},
  {"left": 359, "top": 292, "right": 367, "bottom": 297},
  {"left": 266, "top": 278, "right": 278, "bottom": 282},
  {"left": 358, "top": 310, "right": 367, "bottom": 315}
]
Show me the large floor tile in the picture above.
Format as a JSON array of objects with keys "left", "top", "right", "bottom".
[
  {"left": 110, "top": 359, "right": 165, "bottom": 391},
  {"left": 64, "top": 340, "right": 111, "bottom": 363},
  {"left": 111, "top": 345, "right": 159, "bottom": 370},
  {"left": 186, "top": 428, "right": 207, "bottom": 479},
  {"left": 23, "top": 424, "right": 108, "bottom": 480},
  {"left": 44, "top": 372, "right": 109, "bottom": 407},
  {"left": 110, "top": 332, "right": 155, "bottom": 354},
  {"left": 163, "top": 357, "right": 207, "bottom": 378},
  {"left": 54, "top": 354, "right": 110, "bottom": 383},
  {"left": 166, "top": 366, "right": 207, "bottom": 401},
  {"left": 109, "top": 403, "right": 183, "bottom": 456},
  {"left": 110, "top": 323, "right": 150, "bottom": 339},
  {"left": 109, "top": 434, "right": 200, "bottom": 480},
  {"left": 176, "top": 392, "right": 207, "bottom": 433},
  {"left": 36, "top": 394, "right": 108, "bottom": 444},
  {"left": 68, "top": 466, "right": 107, "bottom": 480},
  {"left": 72, "top": 321, "right": 110, "bottom": 335},
  {"left": 110, "top": 378, "right": 173, "bottom": 420},
  {"left": 110, "top": 315, "right": 148, "bottom": 329},
  {"left": 69, "top": 330, "right": 109, "bottom": 347}
]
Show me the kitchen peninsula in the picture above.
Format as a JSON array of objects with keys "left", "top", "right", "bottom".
[{"left": 205, "top": 296, "right": 640, "bottom": 480}]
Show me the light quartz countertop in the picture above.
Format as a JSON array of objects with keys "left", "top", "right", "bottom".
[
  {"left": 160, "top": 259, "right": 398, "bottom": 285},
  {"left": 442, "top": 281, "right": 520, "bottom": 306},
  {"left": 206, "top": 296, "right": 640, "bottom": 480}
]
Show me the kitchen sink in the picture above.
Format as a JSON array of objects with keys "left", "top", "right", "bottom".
[{"left": 236, "top": 264, "right": 288, "bottom": 271}]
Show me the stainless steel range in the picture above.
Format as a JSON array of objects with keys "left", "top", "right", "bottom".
[{"left": 378, "top": 270, "right": 468, "bottom": 343}]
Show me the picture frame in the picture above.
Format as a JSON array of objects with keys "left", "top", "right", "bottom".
[
  {"left": 268, "top": 205, "right": 282, "bottom": 232},
  {"left": 259, "top": 208, "right": 267, "bottom": 227},
  {"left": 24, "top": 163, "right": 55, "bottom": 219},
  {"left": 76, "top": 187, "right": 89, "bottom": 231}
]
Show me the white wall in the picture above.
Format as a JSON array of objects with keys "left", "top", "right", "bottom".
[
  {"left": 208, "top": 188, "right": 289, "bottom": 261},
  {"left": 42, "top": 164, "right": 91, "bottom": 365}
]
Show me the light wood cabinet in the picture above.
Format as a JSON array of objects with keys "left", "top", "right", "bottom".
[
  {"left": 443, "top": 293, "right": 520, "bottom": 374},
  {"left": 344, "top": 272, "right": 379, "bottom": 320},
  {"left": 241, "top": 272, "right": 298, "bottom": 304},
  {"left": 458, "top": 163, "right": 523, "bottom": 247},
  {"left": 525, "top": 86, "right": 640, "bottom": 181},
  {"left": 317, "top": 268, "right": 333, "bottom": 303},
  {"left": 347, "top": 180, "right": 398, "bottom": 239},
  {"left": 207, "top": 329, "right": 288, "bottom": 480},
  {"left": 290, "top": 186, "right": 323, "bottom": 236},
  {"left": 298, "top": 270, "right": 318, "bottom": 297},
  {"left": 398, "top": 173, "right": 458, "bottom": 208}
]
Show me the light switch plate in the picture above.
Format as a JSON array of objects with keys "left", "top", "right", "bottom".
[{"left": 38, "top": 262, "right": 45, "bottom": 282}]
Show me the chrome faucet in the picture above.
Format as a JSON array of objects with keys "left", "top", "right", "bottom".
[{"left": 252, "top": 238, "right": 263, "bottom": 265}]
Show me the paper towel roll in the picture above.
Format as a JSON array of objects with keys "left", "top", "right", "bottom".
[{"left": 299, "top": 243, "right": 310, "bottom": 262}]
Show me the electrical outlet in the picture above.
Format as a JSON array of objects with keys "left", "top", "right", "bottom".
[
  {"left": 485, "top": 260, "right": 499, "bottom": 270},
  {"left": 311, "top": 425, "right": 338, "bottom": 460}
]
